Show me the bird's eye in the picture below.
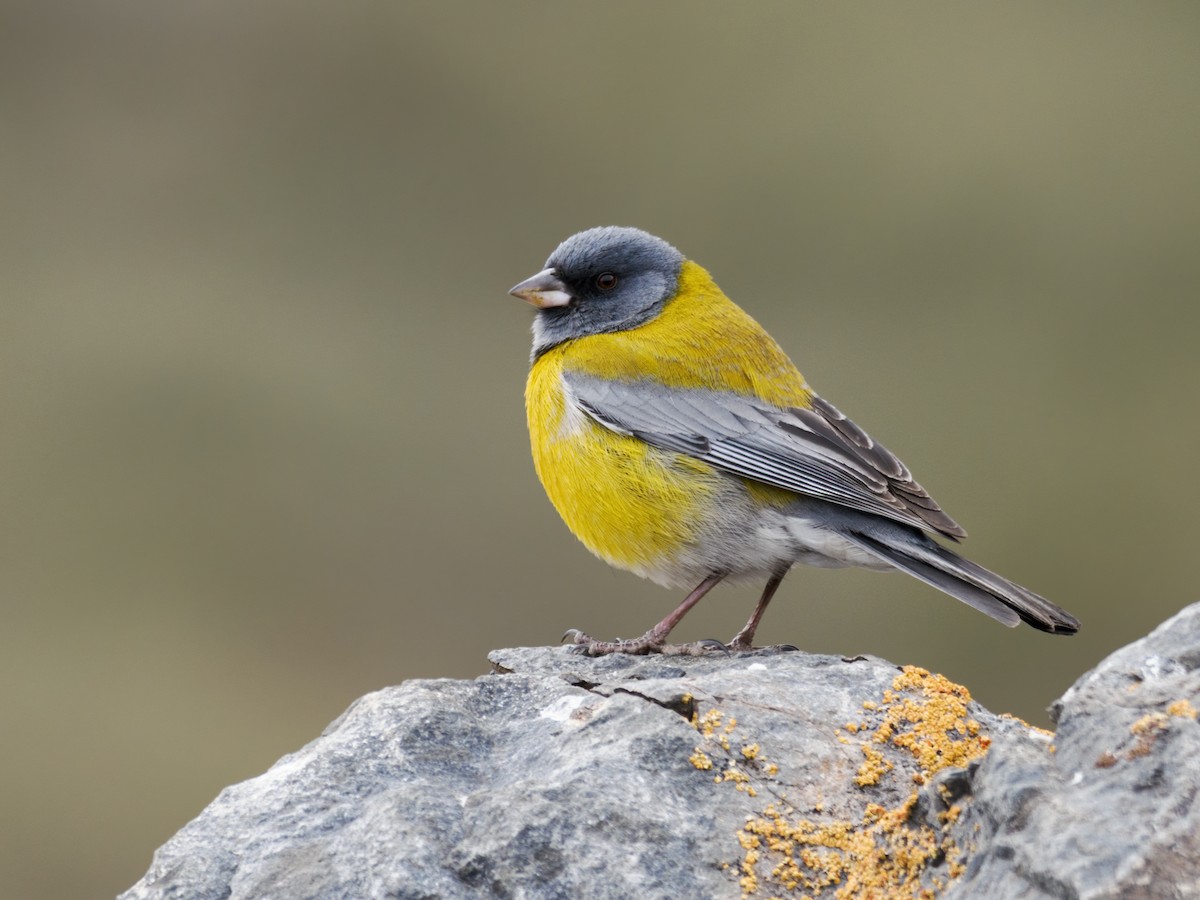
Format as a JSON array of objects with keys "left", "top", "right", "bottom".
[{"left": 596, "top": 272, "right": 618, "bottom": 291}]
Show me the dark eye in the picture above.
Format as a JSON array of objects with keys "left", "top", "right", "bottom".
[{"left": 596, "top": 272, "right": 618, "bottom": 291}]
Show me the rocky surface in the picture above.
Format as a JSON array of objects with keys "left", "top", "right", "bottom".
[
  {"left": 947, "top": 604, "right": 1200, "bottom": 899},
  {"left": 122, "top": 605, "right": 1200, "bottom": 900}
]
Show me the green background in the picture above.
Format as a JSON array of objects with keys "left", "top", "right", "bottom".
[{"left": 3, "top": 3, "right": 1197, "bottom": 897}]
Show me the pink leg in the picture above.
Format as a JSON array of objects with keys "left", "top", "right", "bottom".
[
  {"left": 727, "top": 568, "right": 789, "bottom": 651},
  {"left": 565, "top": 572, "right": 726, "bottom": 656}
]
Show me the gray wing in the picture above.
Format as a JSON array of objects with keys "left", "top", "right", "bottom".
[{"left": 566, "top": 372, "right": 967, "bottom": 540}]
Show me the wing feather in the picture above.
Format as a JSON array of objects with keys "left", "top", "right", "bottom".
[{"left": 567, "top": 373, "right": 967, "bottom": 540}]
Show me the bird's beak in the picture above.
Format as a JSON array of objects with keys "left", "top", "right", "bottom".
[{"left": 509, "top": 268, "right": 573, "bottom": 309}]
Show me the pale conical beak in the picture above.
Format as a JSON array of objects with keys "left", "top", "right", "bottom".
[{"left": 509, "top": 268, "right": 573, "bottom": 309}]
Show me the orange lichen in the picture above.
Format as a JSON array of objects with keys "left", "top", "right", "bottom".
[
  {"left": 1131, "top": 712, "right": 1169, "bottom": 735},
  {"left": 870, "top": 667, "right": 992, "bottom": 779},
  {"left": 1127, "top": 711, "right": 1170, "bottom": 759},
  {"left": 740, "top": 793, "right": 954, "bottom": 899},
  {"left": 689, "top": 705, "right": 778, "bottom": 801},
  {"left": 698, "top": 708, "right": 725, "bottom": 737},
  {"left": 937, "top": 804, "right": 963, "bottom": 825},
  {"left": 1167, "top": 699, "right": 1198, "bottom": 720},
  {"left": 691, "top": 665, "right": 1012, "bottom": 897},
  {"left": 1096, "top": 704, "right": 1195, "bottom": 769},
  {"left": 720, "top": 765, "right": 758, "bottom": 797},
  {"left": 854, "top": 745, "right": 893, "bottom": 787}
]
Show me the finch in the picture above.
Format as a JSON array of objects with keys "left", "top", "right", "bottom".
[{"left": 511, "top": 227, "right": 1079, "bottom": 655}]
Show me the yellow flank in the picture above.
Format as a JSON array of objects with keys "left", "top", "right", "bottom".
[
  {"left": 525, "top": 260, "right": 810, "bottom": 572},
  {"left": 554, "top": 261, "right": 814, "bottom": 408}
]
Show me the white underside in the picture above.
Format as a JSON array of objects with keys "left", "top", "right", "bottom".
[{"left": 627, "top": 509, "right": 892, "bottom": 589}]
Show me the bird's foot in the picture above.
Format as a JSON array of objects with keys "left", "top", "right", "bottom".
[
  {"left": 725, "top": 635, "right": 801, "bottom": 654},
  {"left": 660, "top": 639, "right": 731, "bottom": 657},
  {"left": 562, "top": 628, "right": 664, "bottom": 656},
  {"left": 561, "top": 630, "right": 731, "bottom": 657}
]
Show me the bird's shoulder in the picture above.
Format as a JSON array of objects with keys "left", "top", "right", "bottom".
[{"left": 551, "top": 260, "right": 813, "bottom": 409}]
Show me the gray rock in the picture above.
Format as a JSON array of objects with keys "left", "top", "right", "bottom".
[
  {"left": 947, "top": 603, "right": 1200, "bottom": 899},
  {"left": 122, "top": 605, "right": 1200, "bottom": 900}
]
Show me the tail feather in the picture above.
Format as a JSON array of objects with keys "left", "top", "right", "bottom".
[{"left": 843, "top": 530, "right": 1080, "bottom": 635}]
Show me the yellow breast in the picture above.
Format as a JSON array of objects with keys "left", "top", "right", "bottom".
[
  {"left": 524, "top": 260, "right": 814, "bottom": 575},
  {"left": 526, "top": 350, "right": 721, "bottom": 574}
]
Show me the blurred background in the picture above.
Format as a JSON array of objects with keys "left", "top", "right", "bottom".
[{"left": 2, "top": 2, "right": 1197, "bottom": 897}]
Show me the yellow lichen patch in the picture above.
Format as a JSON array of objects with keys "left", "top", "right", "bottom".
[
  {"left": 1130, "top": 712, "right": 1169, "bottom": 735},
  {"left": 698, "top": 708, "right": 725, "bottom": 738},
  {"left": 1167, "top": 699, "right": 1198, "bottom": 720},
  {"left": 689, "top": 703, "right": 779, "bottom": 803},
  {"left": 1094, "top": 704, "right": 1192, "bottom": 768},
  {"left": 726, "top": 667, "right": 998, "bottom": 897},
  {"left": 720, "top": 765, "right": 758, "bottom": 797},
  {"left": 690, "top": 669, "right": 998, "bottom": 898},
  {"left": 937, "top": 804, "right": 963, "bottom": 825},
  {"left": 854, "top": 666, "right": 992, "bottom": 782},
  {"left": 855, "top": 745, "right": 893, "bottom": 787},
  {"left": 740, "top": 793, "right": 957, "bottom": 900},
  {"left": 944, "top": 840, "right": 966, "bottom": 879},
  {"left": 1127, "top": 711, "right": 1170, "bottom": 759}
]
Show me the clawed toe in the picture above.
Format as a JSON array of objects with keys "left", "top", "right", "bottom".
[
  {"left": 725, "top": 638, "right": 802, "bottom": 654},
  {"left": 561, "top": 627, "right": 781, "bottom": 657},
  {"left": 561, "top": 629, "right": 665, "bottom": 656},
  {"left": 665, "top": 639, "right": 730, "bottom": 657}
]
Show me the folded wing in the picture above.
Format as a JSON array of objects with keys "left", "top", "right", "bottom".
[{"left": 566, "top": 373, "right": 967, "bottom": 540}]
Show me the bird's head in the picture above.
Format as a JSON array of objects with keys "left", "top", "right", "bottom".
[{"left": 510, "top": 226, "right": 684, "bottom": 358}]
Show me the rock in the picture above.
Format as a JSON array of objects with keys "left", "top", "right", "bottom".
[
  {"left": 947, "top": 603, "right": 1200, "bottom": 899},
  {"left": 121, "top": 605, "right": 1200, "bottom": 900}
]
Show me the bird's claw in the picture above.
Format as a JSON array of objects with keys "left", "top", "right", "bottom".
[
  {"left": 562, "top": 631, "right": 741, "bottom": 657},
  {"left": 669, "top": 638, "right": 730, "bottom": 657},
  {"left": 561, "top": 628, "right": 665, "bottom": 656}
]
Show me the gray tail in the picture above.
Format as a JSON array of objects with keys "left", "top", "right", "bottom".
[{"left": 842, "top": 529, "right": 1080, "bottom": 635}]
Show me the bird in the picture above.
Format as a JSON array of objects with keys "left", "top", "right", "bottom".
[{"left": 509, "top": 226, "right": 1079, "bottom": 656}]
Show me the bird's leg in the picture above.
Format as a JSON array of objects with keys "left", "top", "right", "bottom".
[
  {"left": 727, "top": 567, "right": 789, "bottom": 651},
  {"left": 565, "top": 572, "right": 726, "bottom": 656}
]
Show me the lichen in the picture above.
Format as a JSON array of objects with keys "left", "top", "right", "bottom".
[
  {"left": 693, "top": 665, "right": 1000, "bottom": 898},
  {"left": 1167, "top": 698, "right": 1198, "bottom": 720},
  {"left": 1094, "top": 700, "right": 1196, "bottom": 767},
  {"left": 1127, "top": 711, "right": 1170, "bottom": 759},
  {"left": 865, "top": 667, "right": 991, "bottom": 780},
  {"left": 739, "top": 794, "right": 952, "bottom": 899},
  {"left": 854, "top": 745, "right": 893, "bottom": 787}
]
